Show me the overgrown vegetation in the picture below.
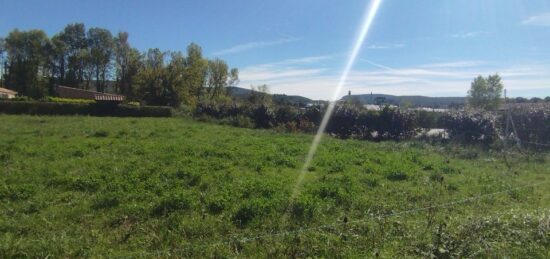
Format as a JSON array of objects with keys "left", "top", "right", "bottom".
[
  {"left": 1, "top": 115, "right": 548, "bottom": 257},
  {"left": 193, "top": 99, "right": 549, "bottom": 149}
]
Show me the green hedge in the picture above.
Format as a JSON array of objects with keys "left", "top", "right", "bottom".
[
  {"left": 0, "top": 101, "right": 172, "bottom": 117},
  {"left": 44, "top": 96, "right": 96, "bottom": 104}
]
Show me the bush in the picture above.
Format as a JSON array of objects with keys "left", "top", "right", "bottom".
[
  {"left": 229, "top": 115, "right": 255, "bottom": 128},
  {"left": 274, "top": 106, "right": 298, "bottom": 124},
  {"left": 44, "top": 97, "right": 95, "bottom": 104},
  {"left": 441, "top": 111, "right": 499, "bottom": 145},
  {"left": 303, "top": 105, "right": 323, "bottom": 125},
  {"left": 194, "top": 100, "right": 243, "bottom": 119},
  {"left": 251, "top": 105, "right": 275, "bottom": 129},
  {"left": 327, "top": 105, "right": 361, "bottom": 138},
  {"left": 375, "top": 106, "right": 418, "bottom": 140},
  {"left": 504, "top": 106, "right": 549, "bottom": 149},
  {"left": 415, "top": 110, "right": 443, "bottom": 129}
]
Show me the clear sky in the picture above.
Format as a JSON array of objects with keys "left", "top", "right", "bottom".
[{"left": 1, "top": 0, "right": 549, "bottom": 99}]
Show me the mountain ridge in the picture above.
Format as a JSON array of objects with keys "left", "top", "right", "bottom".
[{"left": 228, "top": 86, "right": 466, "bottom": 107}]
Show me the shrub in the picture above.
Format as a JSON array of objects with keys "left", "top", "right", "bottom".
[
  {"left": 274, "top": 106, "right": 298, "bottom": 124},
  {"left": 441, "top": 111, "right": 499, "bottom": 145},
  {"left": 303, "top": 105, "right": 323, "bottom": 125},
  {"left": 375, "top": 106, "right": 418, "bottom": 140},
  {"left": 229, "top": 115, "right": 255, "bottom": 128},
  {"left": 45, "top": 97, "right": 95, "bottom": 104},
  {"left": 274, "top": 121, "right": 299, "bottom": 133},
  {"left": 251, "top": 105, "right": 275, "bottom": 129},
  {"left": 194, "top": 100, "right": 242, "bottom": 119},
  {"left": 503, "top": 105, "right": 549, "bottom": 149},
  {"left": 327, "top": 105, "right": 361, "bottom": 138},
  {"left": 415, "top": 110, "right": 443, "bottom": 129}
]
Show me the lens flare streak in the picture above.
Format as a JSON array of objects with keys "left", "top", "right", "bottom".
[{"left": 291, "top": 0, "right": 383, "bottom": 200}]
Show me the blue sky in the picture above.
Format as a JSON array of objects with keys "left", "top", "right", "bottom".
[{"left": 1, "top": 0, "right": 549, "bottom": 99}]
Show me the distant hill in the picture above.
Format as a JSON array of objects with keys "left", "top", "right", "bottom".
[
  {"left": 342, "top": 94, "right": 466, "bottom": 108},
  {"left": 227, "top": 86, "right": 313, "bottom": 105}
]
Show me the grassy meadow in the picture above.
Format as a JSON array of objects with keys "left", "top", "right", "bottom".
[{"left": 0, "top": 115, "right": 549, "bottom": 258}]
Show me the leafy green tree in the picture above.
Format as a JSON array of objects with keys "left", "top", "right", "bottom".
[
  {"left": 87, "top": 28, "right": 113, "bottom": 92},
  {"left": 4, "top": 29, "right": 50, "bottom": 98},
  {"left": 114, "top": 32, "right": 141, "bottom": 98},
  {"left": 164, "top": 51, "right": 186, "bottom": 107},
  {"left": 249, "top": 84, "right": 272, "bottom": 106},
  {"left": 206, "top": 59, "right": 238, "bottom": 100},
  {"left": 49, "top": 34, "right": 67, "bottom": 87},
  {"left": 206, "top": 58, "right": 229, "bottom": 99},
  {"left": 467, "top": 74, "right": 503, "bottom": 111},
  {"left": 183, "top": 43, "right": 208, "bottom": 106},
  {"left": 136, "top": 48, "right": 166, "bottom": 105},
  {"left": 229, "top": 68, "right": 239, "bottom": 86},
  {"left": 0, "top": 24, "right": 240, "bottom": 106},
  {"left": 59, "top": 23, "right": 88, "bottom": 87}
]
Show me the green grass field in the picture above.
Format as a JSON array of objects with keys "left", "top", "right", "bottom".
[{"left": 1, "top": 115, "right": 548, "bottom": 258}]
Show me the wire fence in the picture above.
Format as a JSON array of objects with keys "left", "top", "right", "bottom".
[
  {"left": 134, "top": 180, "right": 548, "bottom": 257},
  {"left": 125, "top": 119, "right": 550, "bottom": 256}
]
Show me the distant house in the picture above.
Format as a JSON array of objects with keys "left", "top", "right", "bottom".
[
  {"left": 56, "top": 85, "right": 124, "bottom": 103},
  {"left": 0, "top": 87, "right": 17, "bottom": 99}
]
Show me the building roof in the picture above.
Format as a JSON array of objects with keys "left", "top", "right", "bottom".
[
  {"left": 57, "top": 85, "right": 124, "bottom": 101},
  {"left": 0, "top": 87, "right": 18, "bottom": 95}
]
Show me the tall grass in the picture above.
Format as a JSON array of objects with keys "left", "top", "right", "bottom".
[{"left": 0, "top": 115, "right": 548, "bottom": 257}]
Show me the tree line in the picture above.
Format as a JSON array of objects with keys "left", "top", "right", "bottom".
[{"left": 0, "top": 23, "right": 238, "bottom": 107}]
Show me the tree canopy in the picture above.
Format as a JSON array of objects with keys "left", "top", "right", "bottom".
[
  {"left": 0, "top": 23, "right": 238, "bottom": 107},
  {"left": 467, "top": 74, "right": 503, "bottom": 111}
]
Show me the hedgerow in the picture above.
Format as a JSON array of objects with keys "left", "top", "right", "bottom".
[{"left": 0, "top": 101, "right": 172, "bottom": 117}]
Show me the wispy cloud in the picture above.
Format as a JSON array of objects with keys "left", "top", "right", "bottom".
[
  {"left": 522, "top": 12, "right": 550, "bottom": 27},
  {"left": 238, "top": 56, "right": 550, "bottom": 100},
  {"left": 362, "top": 59, "right": 395, "bottom": 71},
  {"left": 273, "top": 55, "right": 336, "bottom": 65},
  {"left": 365, "top": 43, "right": 405, "bottom": 49},
  {"left": 239, "top": 55, "right": 335, "bottom": 82},
  {"left": 420, "top": 61, "right": 484, "bottom": 69},
  {"left": 450, "top": 31, "right": 486, "bottom": 39},
  {"left": 212, "top": 37, "right": 299, "bottom": 56}
]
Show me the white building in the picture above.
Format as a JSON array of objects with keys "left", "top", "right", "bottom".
[{"left": 0, "top": 87, "right": 17, "bottom": 99}]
